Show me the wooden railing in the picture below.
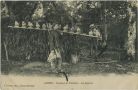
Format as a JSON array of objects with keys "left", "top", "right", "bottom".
[{"left": 8, "top": 26, "right": 100, "bottom": 38}]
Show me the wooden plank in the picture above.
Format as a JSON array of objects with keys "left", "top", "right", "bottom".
[
  {"left": 8, "top": 26, "right": 100, "bottom": 38},
  {"left": 94, "top": 61, "right": 117, "bottom": 64}
]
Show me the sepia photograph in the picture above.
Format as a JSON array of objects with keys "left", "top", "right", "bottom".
[{"left": 1, "top": 0, "right": 138, "bottom": 90}]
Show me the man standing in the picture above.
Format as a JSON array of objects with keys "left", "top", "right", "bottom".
[
  {"left": 89, "top": 24, "right": 102, "bottom": 57},
  {"left": 47, "top": 23, "right": 62, "bottom": 72}
]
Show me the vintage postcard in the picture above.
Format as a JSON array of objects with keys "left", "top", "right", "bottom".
[{"left": 1, "top": 0, "right": 138, "bottom": 90}]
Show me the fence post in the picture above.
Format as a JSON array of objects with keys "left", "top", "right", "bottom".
[{"left": 136, "top": 15, "right": 138, "bottom": 61}]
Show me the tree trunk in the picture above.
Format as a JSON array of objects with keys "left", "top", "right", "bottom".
[{"left": 123, "top": 5, "right": 136, "bottom": 61}]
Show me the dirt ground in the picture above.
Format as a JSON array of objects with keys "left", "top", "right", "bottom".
[{"left": 1, "top": 59, "right": 138, "bottom": 90}]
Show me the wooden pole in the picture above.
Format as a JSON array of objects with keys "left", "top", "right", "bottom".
[
  {"left": 4, "top": 42, "right": 9, "bottom": 61},
  {"left": 104, "top": 1, "right": 107, "bottom": 42},
  {"left": 136, "top": 9, "right": 138, "bottom": 61},
  {"left": 8, "top": 26, "right": 99, "bottom": 38}
]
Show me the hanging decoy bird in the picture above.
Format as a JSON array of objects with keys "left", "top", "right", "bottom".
[
  {"left": 28, "top": 22, "right": 33, "bottom": 28},
  {"left": 22, "top": 21, "right": 26, "bottom": 28},
  {"left": 14, "top": 21, "right": 19, "bottom": 27}
]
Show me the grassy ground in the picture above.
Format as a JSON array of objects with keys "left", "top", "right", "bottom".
[{"left": 2, "top": 58, "right": 138, "bottom": 77}]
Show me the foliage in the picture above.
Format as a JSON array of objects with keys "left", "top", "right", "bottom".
[{"left": 1, "top": 1, "right": 137, "bottom": 61}]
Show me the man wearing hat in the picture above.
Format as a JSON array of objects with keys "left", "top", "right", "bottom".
[{"left": 89, "top": 24, "right": 102, "bottom": 57}]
